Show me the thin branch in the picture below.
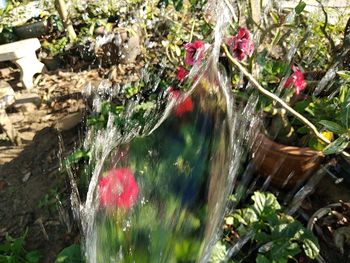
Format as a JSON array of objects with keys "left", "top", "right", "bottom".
[
  {"left": 222, "top": 44, "right": 350, "bottom": 158},
  {"left": 343, "top": 16, "right": 350, "bottom": 48},
  {"left": 222, "top": 45, "right": 324, "bottom": 142},
  {"left": 316, "top": 0, "right": 335, "bottom": 54},
  {"left": 223, "top": 0, "right": 238, "bottom": 23},
  {"left": 189, "top": 19, "right": 195, "bottom": 42},
  {"left": 55, "top": 0, "right": 77, "bottom": 41}
]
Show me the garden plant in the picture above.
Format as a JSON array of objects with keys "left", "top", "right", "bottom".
[{"left": 0, "top": 0, "right": 350, "bottom": 262}]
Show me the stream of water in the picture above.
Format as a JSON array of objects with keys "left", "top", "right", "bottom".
[{"left": 64, "top": 0, "right": 335, "bottom": 262}]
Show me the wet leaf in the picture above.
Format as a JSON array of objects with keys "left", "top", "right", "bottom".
[
  {"left": 295, "top": 1, "right": 306, "bottom": 14},
  {"left": 256, "top": 254, "right": 270, "bottom": 263},
  {"left": 66, "top": 149, "right": 90, "bottom": 165},
  {"left": 209, "top": 241, "right": 227, "bottom": 263},
  {"left": 251, "top": 191, "right": 281, "bottom": 216},
  {"left": 294, "top": 100, "right": 310, "bottom": 113},
  {"left": 323, "top": 135, "right": 349, "bottom": 155},
  {"left": 25, "top": 250, "right": 41, "bottom": 263},
  {"left": 270, "top": 11, "right": 280, "bottom": 24},
  {"left": 55, "top": 244, "right": 83, "bottom": 263},
  {"left": 319, "top": 120, "right": 346, "bottom": 134},
  {"left": 309, "top": 130, "right": 335, "bottom": 151},
  {"left": 337, "top": 71, "right": 350, "bottom": 80},
  {"left": 225, "top": 216, "right": 234, "bottom": 225},
  {"left": 174, "top": 45, "right": 182, "bottom": 57},
  {"left": 297, "top": 126, "right": 309, "bottom": 134},
  {"left": 339, "top": 85, "right": 350, "bottom": 128},
  {"left": 302, "top": 238, "right": 319, "bottom": 259}
]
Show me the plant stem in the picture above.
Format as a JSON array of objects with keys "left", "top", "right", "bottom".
[
  {"left": 55, "top": 0, "right": 77, "bottom": 41},
  {"left": 189, "top": 20, "right": 195, "bottom": 43},
  {"left": 223, "top": 0, "right": 238, "bottom": 22},
  {"left": 222, "top": 44, "right": 350, "bottom": 158}
]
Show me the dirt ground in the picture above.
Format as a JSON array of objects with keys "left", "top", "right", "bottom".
[{"left": 0, "top": 62, "right": 102, "bottom": 262}]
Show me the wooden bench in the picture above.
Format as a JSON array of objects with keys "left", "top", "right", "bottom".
[{"left": 0, "top": 38, "right": 44, "bottom": 89}]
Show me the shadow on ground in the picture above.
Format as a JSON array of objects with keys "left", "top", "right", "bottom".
[{"left": 0, "top": 126, "right": 81, "bottom": 262}]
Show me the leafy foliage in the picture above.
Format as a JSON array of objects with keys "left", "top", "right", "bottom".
[
  {"left": 291, "top": 83, "right": 350, "bottom": 153},
  {"left": 55, "top": 244, "right": 83, "bottom": 263},
  {"left": 212, "top": 192, "right": 319, "bottom": 263},
  {"left": 0, "top": 230, "right": 41, "bottom": 263}
]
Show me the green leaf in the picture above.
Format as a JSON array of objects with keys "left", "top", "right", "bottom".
[
  {"left": 256, "top": 254, "right": 270, "bottom": 263},
  {"left": 296, "top": 126, "right": 308, "bottom": 134},
  {"left": 55, "top": 244, "right": 83, "bottom": 263},
  {"left": 311, "top": 137, "right": 323, "bottom": 151},
  {"left": 302, "top": 238, "right": 319, "bottom": 259},
  {"left": 270, "top": 12, "right": 280, "bottom": 24},
  {"left": 231, "top": 207, "right": 258, "bottom": 226},
  {"left": 337, "top": 71, "right": 350, "bottom": 80},
  {"left": 262, "top": 240, "right": 300, "bottom": 261},
  {"left": 323, "top": 135, "right": 349, "bottom": 155},
  {"left": 339, "top": 85, "right": 350, "bottom": 104},
  {"left": 339, "top": 85, "right": 350, "bottom": 128},
  {"left": 295, "top": 1, "right": 306, "bottom": 14},
  {"left": 174, "top": 45, "right": 182, "bottom": 57},
  {"left": 25, "top": 250, "right": 41, "bottom": 263},
  {"left": 209, "top": 241, "right": 227, "bottom": 263},
  {"left": 251, "top": 191, "right": 281, "bottom": 216},
  {"left": 231, "top": 209, "right": 247, "bottom": 225},
  {"left": 172, "top": 0, "right": 183, "bottom": 11},
  {"left": 66, "top": 149, "right": 90, "bottom": 165},
  {"left": 294, "top": 100, "right": 310, "bottom": 113},
  {"left": 319, "top": 120, "right": 346, "bottom": 134},
  {"left": 274, "top": 221, "right": 301, "bottom": 239},
  {"left": 11, "top": 236, "right": 24, "bottom": 255},
  {"left": 0, "top": 242, "right": 10, "bottom": 253},
  {"left": 225, "top": 216, "right": 234, "bottom": 225}
]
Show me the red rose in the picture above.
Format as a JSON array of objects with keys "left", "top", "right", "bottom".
[
  {"left": 98, "top": 167, "right": 139, "bottom": 209},
  {"left": 284, "top": 65, "right": 306, "bottom": 94},
  {"left": 227, "top": 27, "right": 254, "bottom": 61},
  {"left": 168, "top": 88, "right": 194, "bottom": 117},
  {"left": 184, "top": 40, "right": 208, "bottom": 66},
  {"left": 176, "top": 66, "right": 189, "bottom": 82}
]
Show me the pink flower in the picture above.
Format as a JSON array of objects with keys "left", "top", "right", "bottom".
[
  {"left": 184, "top": 40, "right": 207, "bottom": 66},
  {"left": 284, "top": 65, "right": 306, "bottom": 94},
  {"left": 98, "top": 168, "right": 139, "bottom": 209},
  {"left": 168, "top": 88, "right": 194, "bottom": 117},
  {"left": 176, "top": 66, "right": 189, "bottom": 82},
  {"left": 227, "top": 27, "right": 254, "bottom": 61}
]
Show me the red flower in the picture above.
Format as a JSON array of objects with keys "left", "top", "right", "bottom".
[
  {"left": 184, "top": 40, "right": 208, "bottom": 66},
  {"left": 98, "top": 168, "right": 139, "bottom": 209},
  {"left": 176, "top": 66, "right": 189, "bottom": 82},
  {"left": 227, "top": 27, "right": 254, "bottom": 61},
  {"left": 168, "top": 88, "right": 194, "bottom": 117},
  {"left": 284, "top": 66, "right": 306, "bottom": 94}
]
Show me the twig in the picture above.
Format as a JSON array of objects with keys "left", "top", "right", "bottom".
[
  {"left": 223, "top": 44, "right": 350, "bottom": 158},
  {"left": 222, "top": 46, "right": 324, "bottom": 141},
  {"left": 189, "top": 19, "right": 195, "bottom": 43},
  {"left": 55, "top": 0, "right": 77, "bottom": 41},
  {"left": 316, "top": 0, "right": 335, "bottom": 54},
  {"left": 223, "top": 0, "right": 238, "bottom": 22},
  {"left": 343, "top": 16, "right": 350, "bottom": 48},
  {"left": 165, "top": 16, "right": 202, "bottom": 38}
]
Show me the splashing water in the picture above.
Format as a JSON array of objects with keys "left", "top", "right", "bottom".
[
  {"left": 63, "top": 0, "right": 341, "bottom": 262},
  {"left": 64, "top": 0, "right": 260, "bottom": 261}
]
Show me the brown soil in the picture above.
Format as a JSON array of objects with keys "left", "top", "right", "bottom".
[{"left": 0, "top": 62, "right": 101, "bottom": 262}]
